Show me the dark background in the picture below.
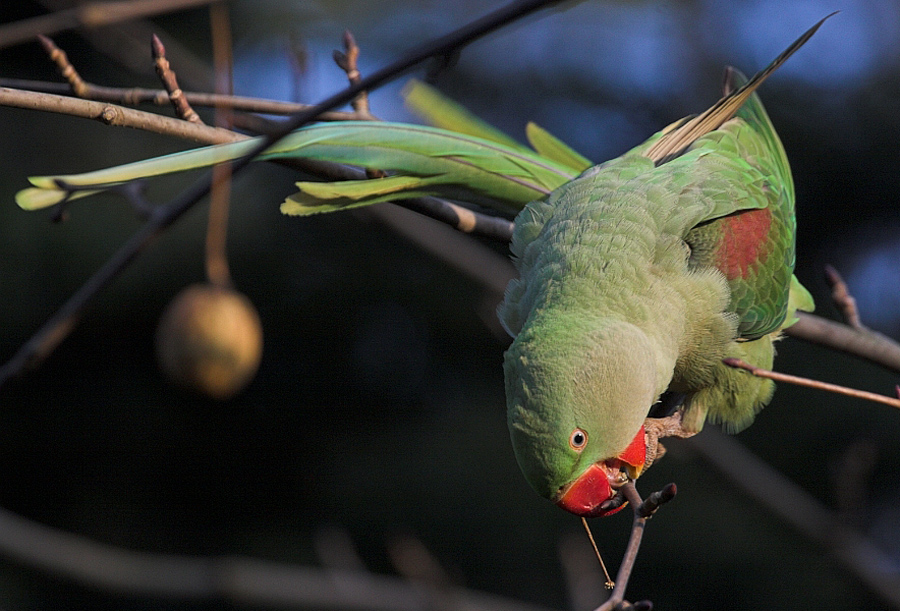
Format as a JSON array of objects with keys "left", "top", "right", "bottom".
[{"left": 0, "top": 1, "right": 898, "bottom": 609}]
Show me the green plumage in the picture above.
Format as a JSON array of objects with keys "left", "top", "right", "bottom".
[
  {"left": 14, "top": 21, "right": 829, "bottom": 512},
  {"left": 499, "top": 19, "right": 826, "bottom": 501}
]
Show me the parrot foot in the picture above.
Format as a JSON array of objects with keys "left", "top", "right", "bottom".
[{"left": 643, "top": 411, "right": 698, "bottom": 471}]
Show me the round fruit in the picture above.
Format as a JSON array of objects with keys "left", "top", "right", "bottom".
[{"left": 156, "top": 284, "right": 263, "bottom": 399}]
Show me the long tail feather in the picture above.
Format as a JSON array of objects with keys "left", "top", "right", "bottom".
[
  {"left": 644, "top": 12, "right": 836, "bottom": 164},
  {"left": 17, "top": 138, "right": 260, "bottom": 210},
  {"left": 17, "top": 122, "right": 577, "bottom": 212}
]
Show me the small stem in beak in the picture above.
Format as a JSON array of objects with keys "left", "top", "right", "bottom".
[{"left": 581, "top": 517, "right": 614, "bottom": 589}]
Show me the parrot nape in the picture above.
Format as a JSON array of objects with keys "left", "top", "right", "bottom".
[{"left": 15, "top": 16, "right": 830, "bottom": 518}]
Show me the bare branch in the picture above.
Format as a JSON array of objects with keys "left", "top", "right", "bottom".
[
  {"left": 0, "top": 0, "right": 568, "bottom": 383},
  {"left": 723, "top": 358, "right": 900, "bottom": 409},
  {"left": 592, "top": 481, "right": 675, "bottom": 611},
  {"left": 0, "top": 0, "right": 216, "bottom": 49},
  {"left": 594, "top": 484, "right": 647, "bottom": 611},
  {"left": 784, "top": 312, "right": 900, "bottom": 373},
  {"left": 825, "top": 265, "right": 864, "bottom": 329},
  {"left": 334, "top": 30, "right": 377, "bottom": 120},
  {"left": 37, "top": 34, "right": 89, "bottom": 96},
  {"left": 0, "top": 87, "right": 243, "bottom": 144},
  {"left": 0, "top": 502, "right": 557, "bottom": 611},
  {"left": 0, "top": 77, "right": 369, "bottom": 119},
  {"left": 686, "top": 430, "right": 900, "bottom": 608},
  {"left": 152, "top": 34, "right": 203, "bottom": 125}
]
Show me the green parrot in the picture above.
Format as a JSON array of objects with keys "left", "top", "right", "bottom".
[{"left": 16, "top": 18, "right": 827, "bottom": 517}]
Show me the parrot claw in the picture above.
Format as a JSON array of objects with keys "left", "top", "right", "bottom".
[{"left": 643, "top": 411, "right": 697, "bottom": 471}]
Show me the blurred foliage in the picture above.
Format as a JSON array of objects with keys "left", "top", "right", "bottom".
[{"left": 0, "top": 1, "right": 898, "bottom": 609}]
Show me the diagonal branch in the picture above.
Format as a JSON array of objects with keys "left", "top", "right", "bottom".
[
  {"left": 686, "top": 430, "right": 900, "bottom": 608},
  {"left": 0, "top": 87, "right": 244, "bottom": 144},
  {"left": 0, "top": 0, "right": 567, "bottom": 387},
  {"left": 0, "top": 502, "right": 558, "bottom": 611},
  {"left": 785, "top": 309, "right": 900, "bottom": 375},
  {"left": 0, "top": 0, "right": 216, "bottom": 49}
]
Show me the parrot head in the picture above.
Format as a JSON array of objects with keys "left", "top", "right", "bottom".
[{"left": 504, "top": 315, "right": 661, "bottom": 517}]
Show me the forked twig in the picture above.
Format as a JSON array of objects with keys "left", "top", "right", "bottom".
[{"left": 594, "top": 482, "right": 677, "bottom": 611}]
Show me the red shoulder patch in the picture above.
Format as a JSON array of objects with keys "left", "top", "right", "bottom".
[{"left": 715, "top": 207, "right": 772, "bottom": 280}]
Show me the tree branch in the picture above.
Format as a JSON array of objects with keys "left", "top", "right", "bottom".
[
  {"left": 593, "top": 482, "right": 676, "bottom": 611},
  {"left": 0, "top": 0, "right": 567, "bottom": 385},
  {"left": 0, "top": 0, "right": 217, "bottom": 49},
  {"left": 151, "top": 34, "right": 203, "bottom": 125},
  {"left": 0, "top": 502, "right": 557, "bottom": 611},
  {"left": 0, "top": 77, "right": 371, "bottom": 119},
  {"left": 686, "top": 430, "right": 900, "bottom": 608},
  {"left": 0, "top": 87, "right": 244, "bottom": 144},
  {"left": 785, "top": 312, "right": 900, "bottom": 373},
  {"left": 724, "top": 358, "right": 900, "bottom": 408}
]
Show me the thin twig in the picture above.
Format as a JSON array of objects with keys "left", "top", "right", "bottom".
[
  {"left": 334, "top": 29, "right": 386, "bottom": 184},
  {"left": 591, "top": 482, "right": 677, "bottom": 611},
  {"left": 723, "top": 358, "right": 900, "bottom": 409},
  {"left": 153, "top": 35, "right": 203, "bottom": 125},
  {"left": 785, "top": 312, "right": 900, "bottom": 374},
  {"left": 0, "top": 0, "right": 216, "bottom": 49},
  {"left": 0, "top": 77, "right": 369, "bottom": 119},
  {"left": 334, "top": 31, "right": 376, "bottom": 121},
  {"left": 0, "top": 0, "right": 567, "bottom": 385},
  {"left": 595, "top": 484, "right": 646, "bottom": 611},
  {"left": 825, "top": 265, "right": 864, "bottom": 329},
  {"left": 0, "top": 87, "right": 243, "bottom": 144},
  {"left": 205, "top": 2, "right": 234, "bottom": 288},
  {"left": 636, "top": 483, "right": 677, "bottom": 519},
  {"left": 558, "top": 533, "right": 612, "bottom": 611},
  {"left": 37, "top": 35, "right": 88, "bottom": 96}
]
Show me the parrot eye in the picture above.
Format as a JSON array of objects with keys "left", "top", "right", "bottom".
[{"left": 569, "top": 428, "right": 587, "bottom": 451}]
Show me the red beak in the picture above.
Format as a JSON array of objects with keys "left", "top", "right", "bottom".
[{"left": 555, "top": 425, "right": 646, "bottom": 518}]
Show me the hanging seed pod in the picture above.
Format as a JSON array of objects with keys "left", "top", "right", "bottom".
[{"left": 156, "top": 283, "right": 263, "bottom": 399}]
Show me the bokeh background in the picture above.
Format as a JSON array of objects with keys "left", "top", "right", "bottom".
[{"left": 0, "top": 0, "right": 899, "bottom": 609}]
